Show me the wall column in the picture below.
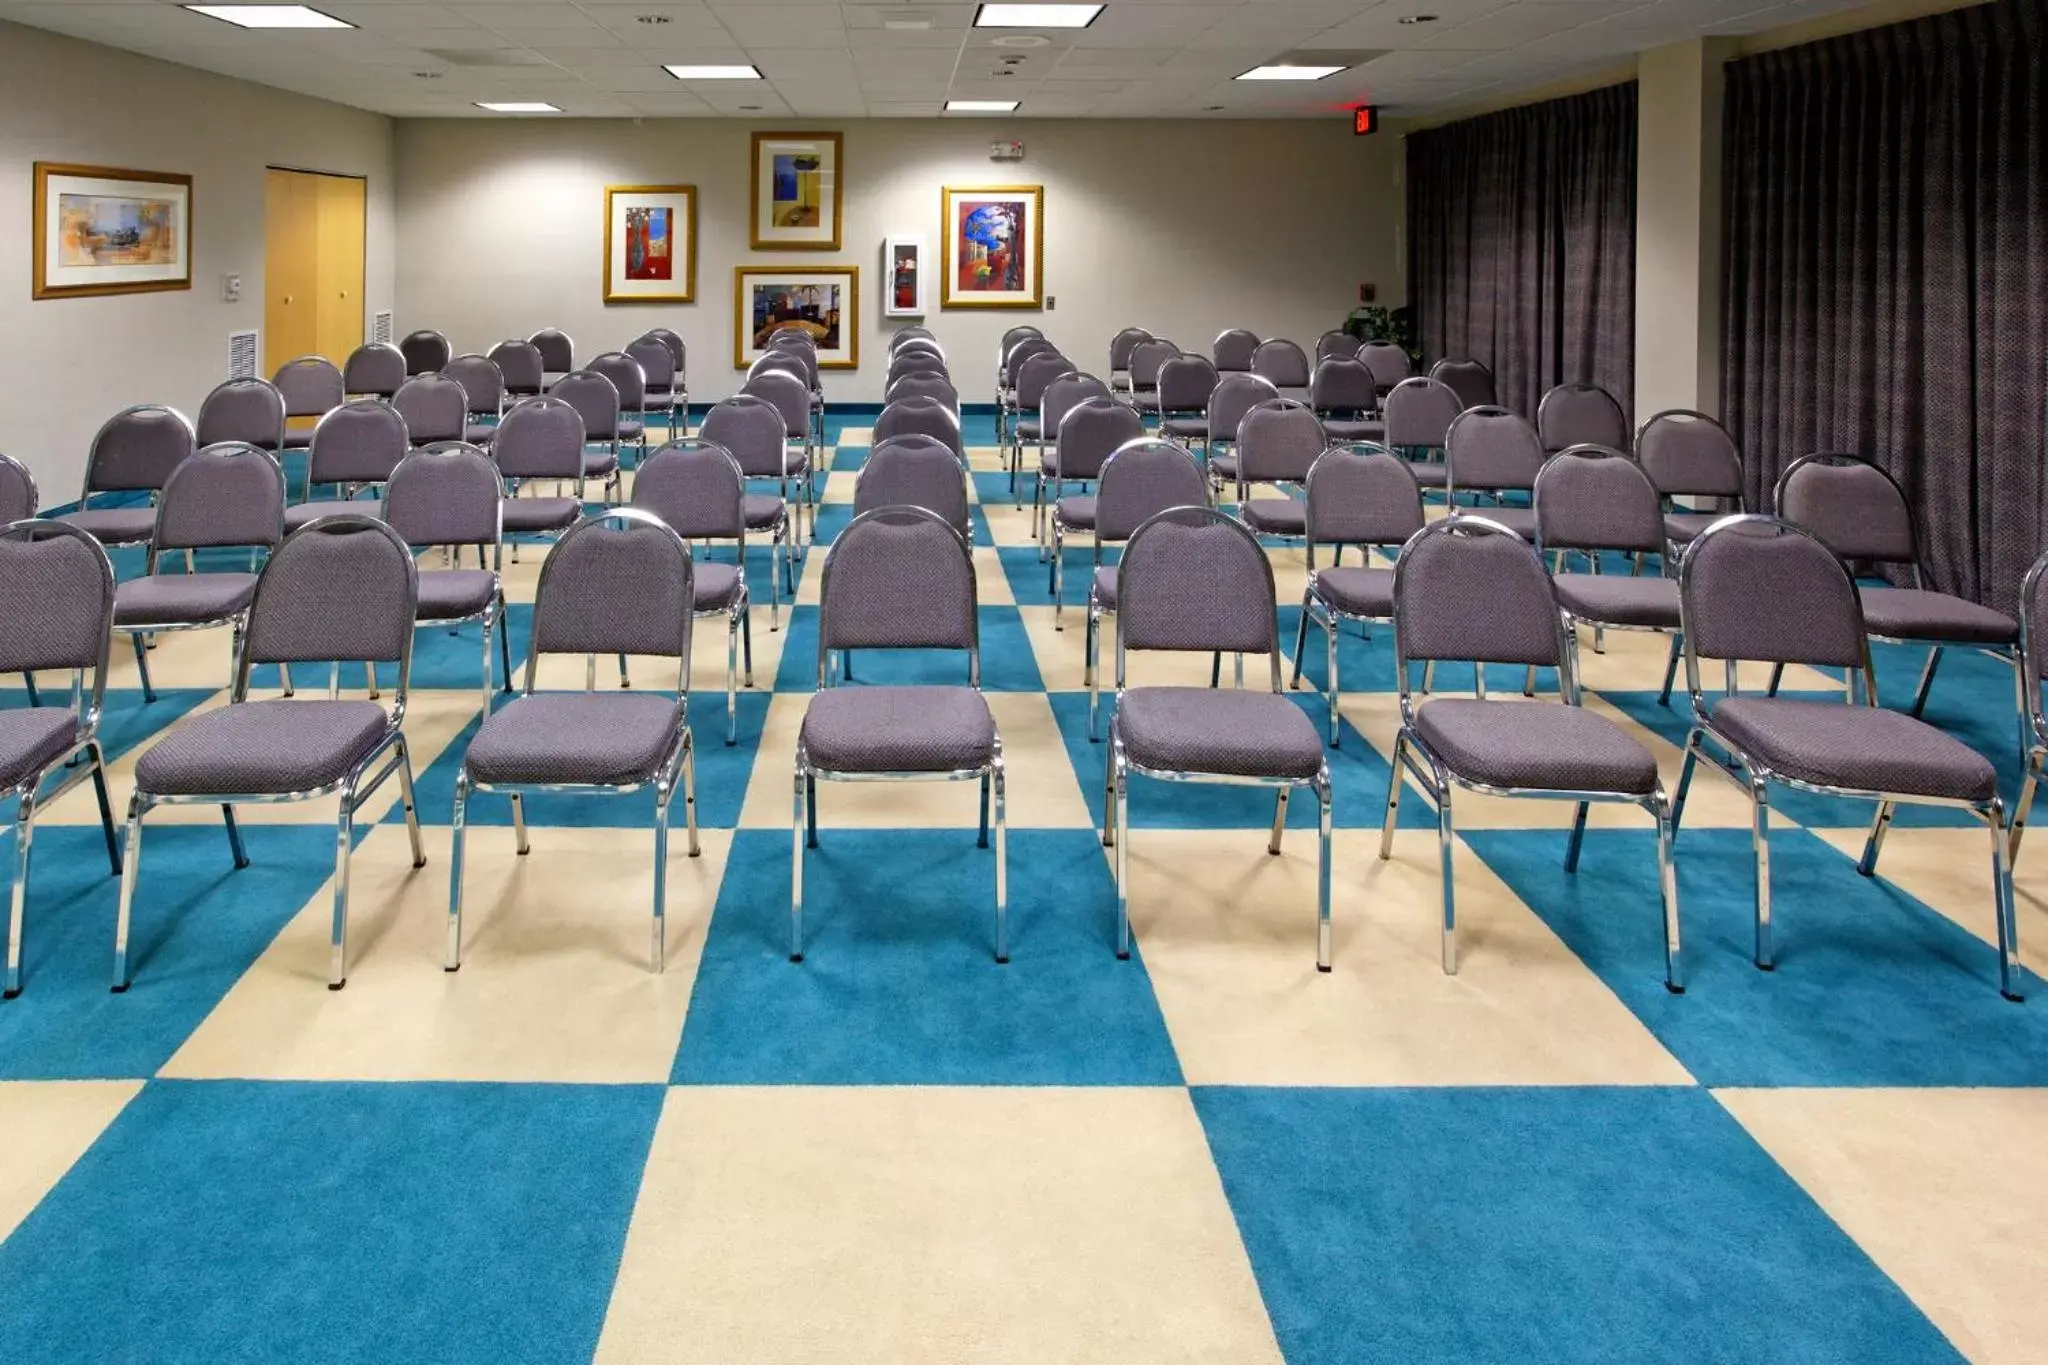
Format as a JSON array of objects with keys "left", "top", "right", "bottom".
[{"left": 1634, "top": 38, "right": 1734, "bottom": 421}]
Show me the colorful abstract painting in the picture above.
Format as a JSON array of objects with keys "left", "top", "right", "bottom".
[
  {"left": 751, "top": 133, "right": 843, "bottom": 250},
  {"left": 57, "top": 194, "right": 179, "bottom": 268},
  {"left": 34, "top": 163, "right": 192, "bottom": 300},
  {"left": 733, "top": 266, "right": 860, "bottom": 369},
  {"left": 623, "top": 206, "right": 672, "bottom": 282},
  {"left": 771, "top": 154, "right": 822, "bottom": 229},
  {"left": 939, "top": 186, "right": 1043, "bottom": 310},
  {"left": 604, "top": 185, "right": 696, "bottom": 303}
]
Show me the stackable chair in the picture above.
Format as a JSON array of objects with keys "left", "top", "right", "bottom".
[
  {"left": 342, "top": 342, "right": 406, "bottom": 400},
  {"left": 196, "top": 377, "right": 286, "bottom": 455},
  {"left": 1309, "top": 357, "right": 1384, "bottom": 443},
  {"left": 1212, "top": 328, "right": 1261, "bottom": 375},
  {"left": 1774, "top": 453, "right": 2019, "bottom": 722},
  {"left": 492, "top": 396, "right": 588, "bottom": 546},
  {"left": 1101, "top": 507, "right": 1334, "bottom": 968},
  {"left": 1028, "top": 372, "right": 1112, "bottom": 543},
  {"left": 2007, "top": 550, "right": 2048, "bottom": 861},
  {"left": 1444, "top": 405, "right": 1545, "bottom": 539},
  {"left": 1125, "top": 338, "right": 1178, "bottom": 417},
  {"left": 631, "top": 440, "right": 755, "bottom": 741},
  {"left": 884, "top": 372, "right": 960, "bottom": 412},
  {"left": 399, "top": 330, "right": 452, "bottom": 376},
  {"left": 444, "top": 354, "right": 506, "bottom": 446},
  {"left": 1671, "top": 516, "right": 2021, "bottom": 1000},
  {"left": 287, "top": 397, "right": 408, "bottom": 530},
  {"left": 1, "top": 521, "right": 122, "bottom": 998},
  {"left": 1084, "top": 441, "right": 1212, "bottom": 735},
  {"left": 1317, "top": 330, "right": 1363, "bottom": 363},
  {"left": 762, "top": 335, "right": 826, "bottom": 452},
  {"left": 1048, "top": 399, "right": 1148, "bottom": 623},
  {"left": 114, "top": 516, "right": 427, "bottom": 992},
  {"left": 1108, "top": 326, "right": 1152, "bottom": 395},
  {"left": 856, "top": 436, "right": 973, "bottom": 539},
  {"left": 1251, "top": 338, "right": 1312, "bottom": 403},
  {"left": 997, "top": 334, "right": 1056, "bottom": 446},
  {"left": 1203, "top": 373, "right": 1278, "bottom": 475},
  {"left": 1636, "top": 409, "right": 1745, "bottom": 555},
  {"left": 549, "top": 369, "right": 627, "bottom": 498},
  {"left": 792, "top": 507, "right": 1005, "bottom": 962},
  {"left": 57, "top": 405, "right": 197, "bottom": 548},
  {"left": 1430, "top": 357, "right": 1496, "bottom": 411},
  {"left": 385, "top": 443, "right": 512, "bottom": 712},
  {"left": 1359, "top": 341, "right": 1413, "bottom": 398},
  {"left": 528, "top": 327, "right": 576, "bottom": 386},
  {"left": 447, "top": 510, "right": 699, "bottom": 974},
  {"left": 1008, "top": 351, "right": 1078, "bottom": 493},
  {"left": 0, "top": 453, "right": 36, "bottom": 523},
  {"left": 1537, "top": 381, "right": 1629, "bottom": 453},
  {"left": 699, "top": 395, "right": 801, "bottom": 591},
  {"left": 1154, "top": 355, "right": 1218, "bottom": 450},
  {"left": 273, "top": 356, "right": 344, "bottom": 453},
  {"left": 1289, "top": 447, "right": 1425, "bottom": 743},
  {"left": 874, "top": 396, "right": 965, "bottom": 461},
  {"left": 891, "top": 325, "right": 937, "bottom": 348},
  {"left": 1381, "top": 516, "right": 1681, "bottom": 988},
  {"left": 643, "top": 328, "right": 688, "bottom": 418},
  {"left": 1381, "top": 376, "right": 1461, "bottom": 495},
  {"left": 740, "top": 369, "right": 818, "bottom": 539},
  {"left": 113, "top": 442, "right": 286, "bottom": 703},
  {"left": 588, "top": 352, "right": 654, "bottom": 467},
  {"left": 1227, "top": 398, "right": 1326, "bottom": 523},
  {"left": 886, "top": 355, "right": 949, "bottom": 399},
  {"left": 626, "top": 336, "right": 680, "bottom": 439},
  {"left": 488, "top": 339, "right": 546, "bottom": 400},
  {"left": 393, "top": 372, "right": 466, "bottom": 448}
]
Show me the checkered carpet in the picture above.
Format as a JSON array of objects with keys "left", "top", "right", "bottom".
[{"left": 0, "top": 414, "right": 2043, "bottom": 1364}]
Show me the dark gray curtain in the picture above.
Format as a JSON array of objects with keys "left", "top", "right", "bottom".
[
  {"left": 1407, "top": 83, "right": 1638, "bottom": 423},
  {"left": 1722, "top": 0, "right": 2047, "bottom": 609}
]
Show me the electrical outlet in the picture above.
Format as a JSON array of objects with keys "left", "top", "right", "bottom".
[
  {"left": 221, "top": 273, "right": 243, "bottom": 303},
  {"left": 1046, "top": 295, "right": 1056, "bottom": 310}
]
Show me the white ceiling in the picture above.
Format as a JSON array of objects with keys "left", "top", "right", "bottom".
[{"left": 0, "top": 0, "right": 1883, "bottom": 118}]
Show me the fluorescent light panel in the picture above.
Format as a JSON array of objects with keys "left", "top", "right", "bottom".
[
  {"left": 946, "top": 99, "right": 1021, "bottom": 112},
  {"left": 1235, "top": 63, "right": 1345, "bottom": 81},
  {"left": 475, "top": 101, "right": 560, "bottom": 113},
  {"left": 974, "top": 3, "right": 1103, "bottom": 28},
  {"left": 184, "top": 4, "right": 353, "bottom": 28},
  {"left": 664, "top": 64, "right": 763, "bottom": 79}
]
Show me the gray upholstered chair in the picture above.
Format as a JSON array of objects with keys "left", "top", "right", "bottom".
[
  {"left": 1251, "top": 338, "right": 1312, "bottom": 402},
  {"left": 399, "top": 330, "right": 451, "bottom": 376},
  {"left": 1381, "top": 376, "right": 1460, "bottom": 493},
  {"left": 2007, "top": 548, "right": 2048, "bottom": 862},
  {"left": 58, "top": 405, "right": 199, "bottom": 548},
  {"left": 1359, "top": 341, "right": 1413, "bottom": 396},
  {"left": 874, "top": 396, "right": 964, "bottom": 460},
  {"left": 287, "top": 397, "right": 408, "bottom": 530},
  {"left": 196, "top": 378, "right": 287, "bottom": 454},
  {"left": 588, "top": 351, "right": 654, "bottom": 467},
  {"left": 1048, "top": 398, "right": 1148, "bottom": 620},
  {"left": 528, "top": 327, "right": 576, "bottom": 386},
  {"left": 115, "top": 515, "right": 427, "bottom": 992},
  {"left": 632, "top": 441, "right": 754, "bottom": 742},
  {"left": 1670, "top": 515, "right": 2021, "bottom": 1000},
  {"left": 1108, "top": 325, "right": 1152, "bottom": 395},
  {"left": 793, "top": 506, "right": 1005, "bottom": 962},
  {"left": 1444, "top": 405, "right": 1544, "bottom": 539},
  {"left": 1430, "top": 357, "right": 1496, "bottom": 410},
  {"left": 1009, "top": 352, "right": 1078, "bottom": 491},
  {"left": 488, "top": 339, "right": 546, "bottom": 400},
  {"left": 1103, "top": 506, "right": 1333, "bottom": 967},
  {"left": 643, "top": 328, "right": 688, "bottom": 417},
  {"left": 1382, "top": 515, "right": 1681, "bottom": 988},
  {"left": 115, "top": 442, "right": 286, "bottom": 703},
  {"left": 1, "top": 520, "right": 122, "bottom": 997},
  {"left": 1289, "top": 446, "right": 1424, "bottom": 743},
  {"left": 393, "top": 373, "right": 467, "bottom": 448},
  {"left": 549, "top": 369, "right": 626, "bottom": 498},
  {"left": 1317, "top": 330, "right": 1363, "bottom": 363},
  {"left": 491, "top": 396, "right": 587, "bottom": 544},
  {"left": 884, "top": 372, "right": 960, "bottom": 412},
  {"left": 1637, "top": 409, "right": 1745, "bottom": 552},
  {"left": 385, "top": 442, "right": 512, "bottom": 711},
  {"left": 759, "top": 340, "right": 826, "bottom": 451},
  {"left": 740, "top": 369, "right": 817, "bottom": 538},
  {"left": 1029, "top": 373, "right": 1113, "bottom": 542},
  {"left": 1203, "top": 372, "right": 1277, "bottom": 475},
  {"left": 1212, "top": 328, "right": 1260, "bottom": 375},
  {"left": 1085, "top": 441, "right": 1212, "bottom": 733},
  {"left": 1228, "top": 397, "right": 1326, "bottom": 519},
  {"left": 444, "top": 354, "right": 506, "bottom": 446},
  {"left": 1309, "top": 357, "right": 1384, "bottom": 443},
  {"left": 1125, "top": 338, "right": 1179, "bottom": 417},
  {"left": 342, "top": 342, "right": 406, "bottom": 400},
  {"left": 699, "top": 396, "right": 800, "bottom": 584},
  {"left": 886, "top": 355, "right": 949, "bottom": 397},
  {"left": 627, "top": 336, "right": 680, "bottom": 439},
  {"left": 0, "top": 453, "right": 39, "bottom": 524},
  {"left": 273, "top": 356, "right": 344, "bottom": 452},
  {"left": 1154, "top": 355, "right": 1218, "bottom": 450},
  {"left": 448, "top": 509, "right": 698, "bottom": 974},
  {"left": 1537, "top": 381, "right": 1629, "bottom": 454},
  {"left": 998, "top": 335, "right": 1058, "bottom": 445},
  {"left": 1774, "top": 453, "right": 2018, "bottom": 722},
  {"left": 890, "top": 325, "right": 937, "bottom": 350},
  {"left": 856, "top": 435, "right": 972, "bottom": 539}
]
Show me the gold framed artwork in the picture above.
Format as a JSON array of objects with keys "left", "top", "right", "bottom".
[
  {"left": 603, "top": 184, "right": 697, "bottom": 303},
  {"left": 939, "top": 185, "right": 1043, "bottom": 310},
  {"left": 750, "top": 132, "right": 843, "bottom": 251},
  {"left": 33, "top": 162, "right": 192, "bottom": 300},
  {"left": 734, "top": 265, "right": 859, "bottom": 370}
]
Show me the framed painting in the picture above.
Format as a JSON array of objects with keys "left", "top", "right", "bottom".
[
  {"left": 883, "top": 234, "right": 926, "bottom": 318},
  {"left": 939, "top": 185, "right": 1043, "bottom": 310},
  {"left": 734, "top": 265, "right": 859, "bottom": 370},
  {"left": 33, "top": 162, "right": 192, "bottom": 300},
  {"left": 603, "top": 184, "right": 697, "bottom": 303},
  {"left": 750, "top": 132, "right": 843, "bottom": 251}
]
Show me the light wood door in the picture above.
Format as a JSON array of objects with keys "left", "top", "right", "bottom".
[
  {"left": 313, "top": 173, "right": 366, "bottom": 365},
  {"left": 262, "top": 168, "right": 366, "bottom": 377}
]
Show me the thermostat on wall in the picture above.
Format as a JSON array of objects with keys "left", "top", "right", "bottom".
[{"left": 989, "top": 140, "right": 1025, "bottom": 162}]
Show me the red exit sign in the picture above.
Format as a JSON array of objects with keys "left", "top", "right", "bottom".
[{"left": 1353, "top": 106, "right": 1380, "bottom": 135}]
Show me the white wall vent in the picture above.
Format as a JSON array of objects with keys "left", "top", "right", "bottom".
[
  {"left": 228, "top": 329, "right": 259, "bottom": 380},
  {"left": 371, "top": 310, "right": 394, "bottom": 345}
]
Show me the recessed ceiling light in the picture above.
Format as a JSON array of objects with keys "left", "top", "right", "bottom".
[
  {"left": 974, "top": 3, "right": 1103, "bottom": 29},
  {"left": 636, "top": 14, "right": 671, "bottom": 24},
  {"left": 475, "top": 101, "right": 560, "bottom": 113},
  {"left": 664, "top": 64, "right": 762, "bottom": 80},
  {"left": 184, "top": 4, "right": 353, "bottom": 29},
  {"left": 1234, "top": 63, "right": 1346, "bottom": 81},
  {"left": 946, "top": 99, "right": 1021, "bottom": 112},
  {"left": 1397, "top": 13, "right": 1440, "bottom": 23}
]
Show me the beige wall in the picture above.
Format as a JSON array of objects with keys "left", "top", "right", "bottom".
[
  {"left": 0, "top": 20, "right": 395, "bottom": 503},
  {"left": 1634, "top": 38, "right": 1733, "bottom": 421},
  {"left": 393, "top": 117, "right": 1403, "bottom": 405}
]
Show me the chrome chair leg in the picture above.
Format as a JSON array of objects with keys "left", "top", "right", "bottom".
[
  {"left": 1749, "top": 775, "right": 1773, "bottom": 969},
  {"left": 1325, "top": 612, "right": 1340, "bottom": 746},
  {"left": 1984, "top": 800, "right": 2023, "bottom": 1001},
  {"left": 789, "top": 764, "right": 805, "bottom": 963},
  {"left": 446, "top": 774, "right": 469, "bottom": 970},
  {"left": 510, "top": 792, "right": 530, "bottom": 855},
  {"left": 2010, "top": 745, "right": 2044, "bottom": 864},
  {"left": 396, "top": 739, "right": 426, "bottom": 871},
  {"left": 1100, "top": 727, "right": 1116, "bottom": 851},
  {"left": 977, "top": 770, "right": 991, "bottom": 849},
  {"left": 681, "top": 735, "right": 700, "bottom": 857},
  {"left": 5, "top": 786, "right": 37, "bottom": 998},
  {"left": 1289, "top": 594, "right": 1312, "bottom": 691},
  {"left": 651, "top": 788, "right": 671, "bottom": 973},
  {"left": 1316, "top": 773, "right": 1333, "bottom": 973},
  {"left": 111, "top": 796, "right": 146, "bottom": 992},
  {"left": 88, "top": 742, "right": 119, "bottom": 874},
  {"left": 1437, "top": 782, "right": 1458, "bottom": 974},
  {"left": 1857, "top": 799, "right": 1895, "bottom": 876},
  {"left": 1670, "top": 729, "right": 1703, "bottom": 839},
  {"left": 223, "top": 804, "right": 250, "bottom": 868},
  {"left": 726, "top": 613, "right": 740, "bottom": 746},
  {"left": 1113, "top": 750, "right": 1131, "bottom": 960},
  {"left": 1379, "top": 732, "right": 1405, "bottom": 860},
  {"left": 1267, "top": 789, "right": 1289, "bottom": 854},
  {"left": 1657, "top": 633, "right": 1682, "bottom": 706},
  {"left": 328, "top": 790, "right": 356, "bottom": 990},
  {"left": 1564, "top": 801, "right": 1590, "bottom": 872},
  {"left": 992, "top": 750, "right": 1009, "bottom": 965},
  {"left": 130, "top": 633, "right": 156, "bottom": 704},
  {"left": 1909, "top": 645, "right": 1943, "bottom": 718},
  {"left": 1653, "top": 797, "right": 1684, "bottom": 993}
]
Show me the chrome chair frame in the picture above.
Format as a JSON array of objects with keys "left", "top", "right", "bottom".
[
  {"left": 405, "top": 442, "right": 515, "bottom": 715},
  {"left": 343, "top": 342, "right": 408, "bottom": 400},
  {"left": 1047, "top": 401, "right": 1145, "bottom": 629},
  {"left": 1289, "top": 443, "right": 1411, "bottom": 745},
  {"left": 1084, "top": 442, "right": 1213, "bottom": 738},
  {"left": 297, "top": 397, "right": 407, "bottom": 517},
  {"left": 67, "top": 404, "right": 196, "bottom": 546},
  {"left": 2010, "top": 549, "right": 2048, "bottom": 863}
]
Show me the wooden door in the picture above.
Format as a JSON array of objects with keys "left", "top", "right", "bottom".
[
  {"left": 313, "top": 174, "right": 366, "bottom": 365},
  {"left": 263, "top": 168, "right": 319, "bottom": 376}
]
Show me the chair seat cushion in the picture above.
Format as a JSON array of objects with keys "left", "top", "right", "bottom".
[
  {"left": 1552, "top": 574, "right": 1681, "bottom": 629},
  {"left": 1414, "top": 699, "right": 1657, "bottom": 795},
  {"left": 800, "top": 685, "right": 996, "bottom": 774},
  {"left": 285, "top": 498, "right": 382, "bottom": 531},
  {"left": 694, "top": 561, "right": 744, "bottom": 611},
  {"left": 1709, "top": 696, "right": 1997, "bottom": 802},
  {"left": 465, "top": 692, "right": 684, "bottom": 786},
  {"left": 1017, "top": 420, "right": 1043, "bottom": 440},
  {"left": 114, "top": 572, "right": 259, "bottom": 627},
  {"left": 1312, "top": 566, "right": 1393, "bottom": 617},
  {"left": 1663, "top": 511, "right": 1725, "bottom": 543},
  {"left": 500, "top": 498, "right": 581, "bottom": 533},
  {"left": 1116, "top": 686, "right": 1324, "bottom": 781},
  {"left": 618, "top": 420, "right": 644, "bottom": 442},
  {"left": 1322, "top": 418, "right": 1386, "bottom": 443},
  {"left": 1405, "top": 459, "right": 1449, "bottom": 489},
  {"left": 1274, "top": 386, "right": 1312, "bottom": 405},
  {"left": 1208, "top": 453, "right": 1237, "bottom": 480},
  {"left": 283, "top": 431, "right": 314, "bottom": 450},
  {"left": 135, "top": 700, "right": 392, "bottom": 797},
  {"left": 1055, "top": 495, "right": 1096, "bottom": 530},
  {"left": 1857, "top": 587, "right": 2016, "bottom": 645},
  {"left": 1241, "top": 499, "right": 1305, "bottom": 536},
  {"left": 1161, "top": 417, "right": 1206, "bottom": 438},
  {"left": 584, "top": 450, "right": 619, "bottom": 478},
  {"left": 1092, "top": 565, "right": 1119, "bottom": 608},
  {"left": 55, "top": 507, "right": 156, "bottom": 545},
  {"left": 1460, "top": 504, "right": 1536, "bottom": 539},
  {"left": 416, "top": 569, "right": 498, "bottom": 621},
  {"left": 743, "top": 494, "right": 787, "bottom": 531},
  {"left": 0, "top": 709, "right": 80, "bottom": 790},
  {"left": 463, "top": 423, "right": 498, "bottom": 446},
  {"left": 1129, "top": 392, "right": 1159, "bottom": 412}
]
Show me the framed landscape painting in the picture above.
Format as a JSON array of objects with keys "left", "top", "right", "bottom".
[
  {"left": 940, "top": 185, "right": 1042, "bottom": 310},
  {"left": 751, "top": 132, "right": 843, "bottom": 251},
  {"left": 734, "top": 265, "right": 859, "bottom": 370},
  {"left": 33, "top": 162, "right": 192, "bottom": 300},
  {"left": 603, "top": 184, "right": 697, "bottom": 303}
]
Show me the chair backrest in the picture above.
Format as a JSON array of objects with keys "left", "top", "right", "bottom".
[
  {"left": 1305, "top": 446, "right": 1424, "bottom": 550},
  {"left": 84, "top": 404, "right": 196, "bottom": 496},
  {"left": 307, "top": 398, "right": 409, "bottom": 488},
  {"left": 632, "top": 438, "right": 746, "bottom": 542},
  {"left": 526, "top": 510, "right": 694, "bottom": 680},
  {"left": 1041, "top": 371, "right": 1110, "bottom": 434},
  {"left": 1637, "top": 409, "right": 1742, "bottom": 501},
  {"left": 874, "top": 396, "right": 964, "bottom": 458},
  {"left": 891, "top": 325, "right": 937, "bottom": 349},
  {"left": 1430, "top": 357, "right": 1496, "bottom": 410},
  {"left": 1251, "top": 338, "right": 1310, "bottom": 389},
  {"left": 1236, "top": 399, "right": 1327, "bottom": 485},
  {"left": 1678, "top": 516, "right": 1870, "bottom": 675},
  {"left": 1358, "top": 341, "right": 1412, "bottom": 392},
  {"left": 1118, "top": 507, "right": 1278, "bottom": 663},
  {"left": 342, "top": 343, "right": 406, "bottom": 399},
  {"left": 393, "top": 373, "right": 467, "bottom": 445},
  {"left": 754, "top": 345, "right": 819, "bottom": 391},
  {"left": 588, "top": 352, "right": 648, "bottom": 411},
  {"left": 817, "top": 506, "right": 978, "bottom": 669},
  {"left": 1157, "top": 355, "right": 1218, "bottom": 414},
  {"left": 549, "top": 369, "right": 623, "bottom": 443},
  {"left": 1109, "top": 326, "right": 1152, "bottom": 372},
  {"left": 1002, "top": 335, "right": 1057, "bottom": 383},
  {"left": 1392, "top": 516, "right": 1565, "bottom": 675},
  {"left": 272, "top": 356, "right": 344, "bottom": 420},
  {"left": 1537, "top": 382, "right": 1629, "bottom": 453},
  {"left": 856, "top": 437, "right": 973, "bottom": 538},
  {"left": 1054, "top": 398, "right": 1145, "bottom": 483},
  {"left": 240, "top": 516, "right": 417, "bottom": 685},
  {"left": 0, "top": 454, "right": 37, "bottom": 523},
  {"left": 1212, "top": 329, "right": 1261, "bottom": 373},
  {"left": 891, "top": 337, "right": 945, "bottom": 363},
  {"left": 528, "top": 328, "right": 575, "bottom": 374},
  {"left": 767, "top": 327, "right": 817, "bottom": 353},
  {"left": 195, "top": 377, "right": 286, "bottom": 453},
  {"left": 1382, "top": 377, "right": 1463, "bottom": 451},
  {"left": 1445, "top": 406, "right": 1544, "bottom": 494},
  {"left": 1207, "top": 374, "right": 1278, "bottom": 445},
  {"left": 152, "top": 442, "right": 286, "bottom": 555},
  {"left": 399, "top": 330, "right": 451, "bottom": 376},
  {"left": 700, "top": 395, "right": 794, "bottom": 478},
  {"left": 1308, "top": 357, "right": 1377, "bottom": 414},
  {"left": 1774, "top": 453, "right": 1918, "bottom": 565},
  {"left": 0, "top": 520, "right": 116, "bottom": 697},
  {"left": 644, "top": 327, "right": 686, "bottom": 375},
  {"left": 999, "top": 325, "right": 1043, "bottom": 359},
  {"left": 886, "top": 354, "right": 949, "bottom": 387},
  {"left": 491, "top": 395, "right": 586, "bottom": 482},
  {"left": 1532, "top": 445, "right": 1666, "bottom": 555},
  {"left": 626, "top": 337, "right": 676, "bottom": 394},
  {"left": 443, "top": 355, "right": 505, "bottom": 418},
  {"left": 488, "top": 340, "right": 545, "bottom": 394},
  {"left": 1095, "top": 440, "right": 1210, "bottom": 543},
  {"left": 1128, "top": 339, "right": 1179, "bottom": 390},
  {"left": 884, "top": 371, "right": 960, "bottom": 410},
  {"left": 387, "top": 442, "right": 504, "bottom": 549},
  {"left": 741, "top": 369, "right": 812, "bottom": 440},
  {"left": 1317, "top": 331, "right": 1363, "bottom": 363},
  {"left": 1015, "top": 351, "right": 1077, "bottom": 411}
]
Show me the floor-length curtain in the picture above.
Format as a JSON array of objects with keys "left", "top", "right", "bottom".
[
  {"left": 1722, "top": 0, "right": 2047, "bottom": 609},
  {"left": 1407, "top": 83, "right": 1638, "bottom": 423}
]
